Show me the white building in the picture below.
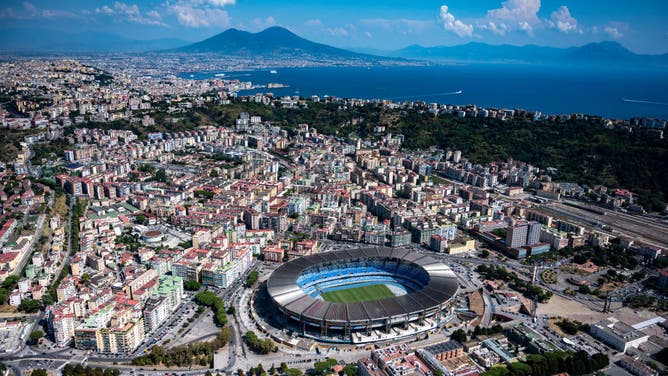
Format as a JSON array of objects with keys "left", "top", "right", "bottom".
[
  {"left": 49, "top": 307, "right": 76, "bottom": 347},
  {"left": 143, "top": 296, "right": 170, "bottom": 333},
  {"left": 8, "top": 290, "right": 22, "bottom": 306},
  {"left": 590, "top": 318, "right": 649, "bottom": 352}
]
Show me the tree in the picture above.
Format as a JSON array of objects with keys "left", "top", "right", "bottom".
[
  {"left": 219, "top": 326, "right": 233, "bottom": 345},
  {"left": 31, "top": 370, "right": 48, "bottom": 376},
  {"left": 184, "top": 280, "right": 202, "bottom": 291},
  {"left": 591, "top": 353, "right": 609, "bottom": 371},
  {"left": 481, "top": 366, "right": 508, "bottom": 376},
  {"left": 244, "top": 331, "right": 275, "bottom": 354},
  {"left": 508, "top": 362, "right": 532, "bottom": 376},
  {"left": 577, "top": 285, "right": 590, "bottom": 294},
  {"left": 194, "top": 291, "right": 227, "bottom": 326},
  {"left": 343, "top": 363, "right": 359, "bottom": 376},
  {"left": 557, "top": 320, "right": 579, "bottom": 335},
  {"left": 153, "top": 168, "right": 168, "bottom": 183},
  {"left": 480, "top": 249, "right": 490, "bottom": 258},
  {"left": 246, "top": 271, "right": 259, "bottom": 286},
  {"left": 19, "top": 298, "right": 40, "bottom": 313},
  {"left": 451, "top": 329, "right": 467, "bottom": 343},
  {"left": 41, "top": 294, "right": 54, "bottom": 306},
  {"left": 29, "top": 330, "right": 44, "bottom": 344},
  {"left": 313, "top": 358, "right": 338, "bottom": 376},
  {"left": 135, "top": 214, "right": 147, "bottom": 225}
]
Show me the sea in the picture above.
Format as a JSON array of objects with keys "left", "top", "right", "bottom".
[{"left": 179, "top": 64, "right": 668, "bottom": 120}]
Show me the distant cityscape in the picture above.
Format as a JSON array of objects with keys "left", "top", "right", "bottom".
[{"left": 0, "top": 37, "right": 666, "bottom": 376}]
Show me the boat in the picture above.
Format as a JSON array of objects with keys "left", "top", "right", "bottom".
[
  {"left": 214, "top": 73, "right": 225, "bottom": 77},
  {"left": 269, "top": 70, "right": 278, "bottom": 74}
]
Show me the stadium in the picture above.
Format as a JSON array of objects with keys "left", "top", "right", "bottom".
[{"left": 265, "top": 247, "right": 459, "bottom": 343}]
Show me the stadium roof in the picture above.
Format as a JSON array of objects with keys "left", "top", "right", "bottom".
[{"left": 267, "top": 247, "right": 458, "bottom": 325}]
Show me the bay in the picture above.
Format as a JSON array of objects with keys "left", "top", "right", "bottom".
[{"left": 180, "top": 64, "right": 668, "bottom": 120}]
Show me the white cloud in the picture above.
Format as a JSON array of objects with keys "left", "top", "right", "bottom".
[
  {"left": 252, "top": 15, "right": 276, "bottom": 30},
  {"left": 360, "top": 18, "right": 433, "bottom": 34},
  {"left": 113, "top": 2, "right": 139, "bottom": 17},
  {"left": 480, "top": 21, "right": 508, "bottom": 35},
  {"left": 519, "top": 21, "right": 532, "bottom": 33},
  {"left": 40, "top": 9, "right": 79, "bottom": 18},
  {"left": 93, "top": 2, "right": 166, "bottom": 25},
  {"left": 22, "top": 1, "right": 36, "bottom": 16},
  {"left": 146, "top": 10, "right": 161, "bottom": 19},
  {"left": 95, "top": 5, "right": 114, "bottom": 14},
  {"left": 327, "top": 26, "right": 349, "bottom": 37},
  {"left": 207, "top": 0, "right": 235, "bottom": 6},
  {"left": 439, "top": 5, "right": 473, "bottom": 37},
  {"left": 604, "top": 26, "right": 623, "bottom": 39},
  {"left": 306, "top": 19, "right": 322, "bottom": 27},
  {"left": 550, "top": 5, "right": 578, "bottom": 33},
  {"left": 482, "top": 0, "right": 540, "bottom": 36},
  {"left": 170, "top": 4, "right": 230, "bottom": 28}
]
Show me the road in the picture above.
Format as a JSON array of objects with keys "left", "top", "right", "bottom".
[{"left": 481, "top": 293, "right": 493, "bottom": 327}]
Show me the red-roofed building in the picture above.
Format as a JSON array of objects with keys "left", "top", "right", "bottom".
[
  {"left": 262, "top": 246, "right": 284, "bottom": 263},
  {"left": 0, "top": 252, "right": 20, "bottom": 271},
  {"left": 288, "top": 239, "right": 318, "bottom": 260}
]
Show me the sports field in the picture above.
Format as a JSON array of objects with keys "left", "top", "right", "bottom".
[{"left": 320, "top": 284, "right": 395, "bottom": 303}]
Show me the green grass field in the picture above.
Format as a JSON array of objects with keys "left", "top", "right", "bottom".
[{"left": 320, "top": 284, "right": 395, "bottom": 303}]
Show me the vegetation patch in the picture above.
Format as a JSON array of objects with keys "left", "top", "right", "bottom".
[
  {"left": 132, "top": 328, "right": 231, "bottom": 367},
  {"left": 244, "top": 330, "right": 275, "bottom": 354},
  {"left": 541, "top": 270, "right": 558, "bottom": 284}
]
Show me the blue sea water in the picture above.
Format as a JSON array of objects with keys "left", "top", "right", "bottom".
[{"left": 181, "top": 64, "right": 668, "bottom": 120}]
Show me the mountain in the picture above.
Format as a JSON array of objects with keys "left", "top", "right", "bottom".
[
  {"left": 174, "top": 26, "right": 377, "bottom": 60},
  {"left": 0, "top": 28, "right": 189, "bottom": 53},
  {"left": 562, "top": 41, "right": 636, "bottom": 61},
  {"left": 385, "top": 41, "right": 668, "bottom": 67}
]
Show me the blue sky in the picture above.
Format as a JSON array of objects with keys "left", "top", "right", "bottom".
[{"left": 1, "top": 0, "right": 667, "bottom": 54}]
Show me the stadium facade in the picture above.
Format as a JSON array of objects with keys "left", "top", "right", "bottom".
[{"left": 266, "top": 247, "right": 459, "bottom": 343}]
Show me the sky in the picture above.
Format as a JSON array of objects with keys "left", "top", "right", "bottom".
[{"left": 1, "top": 0, "right": 667, "bottom": 54}]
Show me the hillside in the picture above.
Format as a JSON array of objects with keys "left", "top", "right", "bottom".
[
  {"left": 197, "top": 101, "right": 668, "bottom": 211},
  {"left": 386, "top": 41, "right": 668, "bottom": 67},
  {"left": 174, "top": 26, "right": 376, "bottom": 60}
]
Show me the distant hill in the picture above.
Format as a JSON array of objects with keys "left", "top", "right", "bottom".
[
  {"left": 0, "top": 28, "right": 189, "bottom": 53},
  {"left": 174, "top": 26, "right": 378, "bottom": 61},
  {"left": 383, "top": 41, "right": 668, "bottom": 67}
]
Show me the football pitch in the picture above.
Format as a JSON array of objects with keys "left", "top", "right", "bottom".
[{"left": 320, "top": 284, "right": 396, "bottom": 303}]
